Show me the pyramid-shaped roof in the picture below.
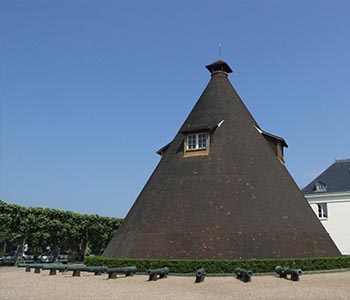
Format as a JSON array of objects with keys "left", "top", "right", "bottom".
[{"left": 104, "top": 60, "right": 340, "bottom": 259}]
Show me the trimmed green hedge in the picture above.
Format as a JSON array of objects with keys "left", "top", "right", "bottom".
[{"left": 84, "top": 256, "right": 350, "bottom": 274}]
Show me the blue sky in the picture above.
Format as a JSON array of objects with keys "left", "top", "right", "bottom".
[{"left": 1, "top": 0, "right": 349, "bottom": 217}]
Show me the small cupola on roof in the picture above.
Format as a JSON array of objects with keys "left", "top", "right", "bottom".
[{"left": 205, "top": 59, "right": 233, "bottom": 76}]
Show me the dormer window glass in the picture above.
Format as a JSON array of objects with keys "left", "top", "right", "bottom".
[
  {"left": 187, "top": 133, "right": 207, "bottom": 150},
  {"left": 183, "top": 131, "right": 210, "bottom": 157}
]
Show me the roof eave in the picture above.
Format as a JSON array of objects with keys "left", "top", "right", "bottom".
[{"left": 261, "top": 130, "right": 288, "bottom": 148}]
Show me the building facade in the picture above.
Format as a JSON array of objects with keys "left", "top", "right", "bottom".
[{"left": 303, "top": 159, "right": 350, "bottom": 255}]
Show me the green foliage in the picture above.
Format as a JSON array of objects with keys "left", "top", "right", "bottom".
[
  {"left": 84, "top": 256, "right": 350, "bottom": 273},
  {"left": 0, "top": 200, "right": 123, "bottom": 257},
  {"left": 17, "top": 257, "right": 25, "bottom": 264}
]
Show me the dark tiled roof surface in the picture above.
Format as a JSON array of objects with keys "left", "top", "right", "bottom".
[
  {"left": 302, "top": 159, "right": 350, "bottom": 194},
  {"left": 104, "top": 61, "right": 340, "bottom": 260}
]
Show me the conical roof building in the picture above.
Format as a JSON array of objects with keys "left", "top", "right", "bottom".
[{"left": 104, "top": 60, "right": 340, "bottom": 259}]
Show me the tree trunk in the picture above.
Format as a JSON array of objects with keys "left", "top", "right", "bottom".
[
  {"left": 1, "top": 242, "right": 7, "bottom": 254},
  {"left": 80, "top": 239, "right": 87, "bottom": 261}
]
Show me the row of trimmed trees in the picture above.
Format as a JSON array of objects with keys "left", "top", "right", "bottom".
[{"left": 0, "top": 200, "right": 122, "bottom": 259}]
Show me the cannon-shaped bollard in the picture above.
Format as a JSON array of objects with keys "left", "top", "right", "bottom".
[
  {"left": 195, "top": 268, "right": 206, "bottom": 283},
  {"left": 234, "top": 268, "right": 253, "bottom": 282},
  {"left": 42, "top": 264, "right": 67, "bottom": 275},
  {"left": 147, "top": 267, "right": 169, "bottom": 281},
  {"left": 40, "top": 264, "right": 110, "bottom": 277},
  {"left": 84, "top": 266, "right": 108, "bottom": 275},
  {"left": 18, "top": 263, "right": 43, "bottom": 273},
  {"left": 18, "top": 263, "right": 32, "bottom": 272},
  {"left": 107, "top": 266, "right": 137, "bottom": 279},
  {"left": 275, "top": 266, "right": 303, "bottom": 281},
  {"left": 70, "top": 265, "right": 88, "bottom": 276}
]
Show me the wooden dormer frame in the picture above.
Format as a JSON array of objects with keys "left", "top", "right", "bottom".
[
  {"left": 254, "top": 125, "right": 288, "bottom": 164},
  {"left": 183, "top": 131, "right": 210, "bottom": 158}
]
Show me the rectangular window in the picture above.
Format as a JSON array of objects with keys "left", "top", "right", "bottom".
[
  {"left": 184, "top": 131, "right": 210, "bottom": 157},
  {"left": 186, "top": 133, "right": 207, "bottom": 151},
  {"left": 317, "top": 203, "right": 328, "bottom": 219},
  {"left": 198, "top": 133, "right": 207, "bottom": 149},
  {"left": 187, "top": 134, "right": 197, "bottom": 150}
]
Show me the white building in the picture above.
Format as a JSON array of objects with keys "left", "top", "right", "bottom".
[{"left": 303, "top": 159, "right": 350, "bottom": 255}]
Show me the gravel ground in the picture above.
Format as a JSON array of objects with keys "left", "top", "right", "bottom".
[{"left": 1, "top": 266, "right": 350, "bottom": 300}]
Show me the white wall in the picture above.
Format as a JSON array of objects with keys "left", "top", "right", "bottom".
[{"left": 308, "top": 193, "right": 350, "bottom": 255}]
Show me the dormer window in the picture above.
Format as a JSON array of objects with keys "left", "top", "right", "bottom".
[
  {"left": 314, "top": 181, "right": 327, "bottom": 192},
  {"left": 183, "top": 131, "right": 210, "bottom": 157},
  {"left": 187, "top": 133, "right": 207, "bottom": 150},
  {"left": 254, "top": 126, "right": 288, "bottom": 164}
]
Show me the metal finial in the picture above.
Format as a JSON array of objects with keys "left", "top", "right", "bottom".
[{"left": 219, "top": 43, "right": 222, "bottom": 59}]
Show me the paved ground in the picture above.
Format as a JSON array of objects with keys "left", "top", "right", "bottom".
[{"left": 1, "top": 266, "right": 350, "bottom": 300}]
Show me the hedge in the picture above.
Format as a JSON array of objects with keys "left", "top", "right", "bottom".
[{"left": 84, "top": 255, "right": 350, "bottom": 274}]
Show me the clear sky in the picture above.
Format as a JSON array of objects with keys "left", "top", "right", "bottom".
[{"left": 1, "top": 0, "right": 349, "bottom": 217}]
